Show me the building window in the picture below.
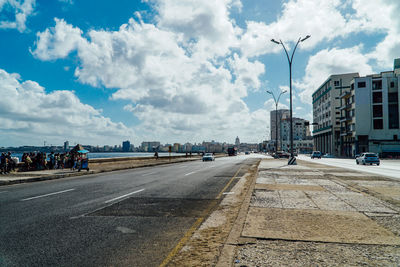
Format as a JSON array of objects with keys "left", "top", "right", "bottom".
[
  {"left": 373, "top": 119, "right": 383, "bottom": 129},
  {"left": 390, "top": 81, "right": 395, "bottom": 88},
  {"left": 389, "top": 104, "right": 399, "bottom": 129},
  {"left": 358, "top": 81, "right": 366, "bottom": 88},
  {"left": 334, "top": 81, "right": 340, "bottom": 87},
  {"left": 373, "top": 92, "right": 382, "bottom": 103},
  {"left": 373, "top": 105, "right": 383, "bottom": 117},
  {"left": 372, "top": 80, "right": 382, "bottom": 90},
  {"left": 388, "top": 92, "right": 398, "bottom": 103}
]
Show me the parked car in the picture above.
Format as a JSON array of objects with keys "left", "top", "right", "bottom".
[
  {"left": 356, "top": 153, "right": 380, "bottom": 165},
  {"left": 202, "top": 153, "right": 215, "bottom": 162},
  {"left": 322, "top": 153, "right": 336, "bottom": 158},
  {"left": 311, "top": 151, "right": 322, "bottom": 159},
  {"left": 274, "top": 151, "right": 290, "bottom": 158}
]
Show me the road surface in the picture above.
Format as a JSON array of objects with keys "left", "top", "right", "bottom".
[
  {"left": 298, "top": 155, "right": 400, "bottom": 179},
  {"left": 0, "top": 154, "right": 264, "bottom": 266}
]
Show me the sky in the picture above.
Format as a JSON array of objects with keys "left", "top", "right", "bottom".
[{"left": 0, "top": 0, "right": 399, "bottom": 147}]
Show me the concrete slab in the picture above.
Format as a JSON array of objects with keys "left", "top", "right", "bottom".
[
  {"left": 254, "top": 184, "right": 325, "bottom": 192},
  {"left": 251, "top": 190, "right": 282, "bottom": 209},
  {"left": 279, "top": 190, "right": 318, "bottom": 209},
  {"left": 258, "top": 160, "right": 287, "bottom": 169},
  {"left": 335, "top": 192, "right": 398, "bottom": 214},
  {"left": 306, "top": 191, "right": 356, "bottom": 212},
  {"left": 367, "top": 187, "right": 400, "bottom": 201},
  {"left": 242, "top": 207, "right": 400, "bottom": 245},
  {"left": 256, "top": 177, "right": 275, "bottom": 184}
]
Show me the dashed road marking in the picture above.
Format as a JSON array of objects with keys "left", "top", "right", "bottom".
[
  {"left": 104, "top": 189, "right": 145, "bottom": 204},
  {"left": 21, "top": 189, "right": 75, "bottom": 201}
]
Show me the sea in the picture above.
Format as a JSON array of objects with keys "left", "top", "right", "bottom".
[{"left": 10, "top": 152, "right": 186, "bottom": 162}]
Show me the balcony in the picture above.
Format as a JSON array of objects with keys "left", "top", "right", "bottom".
[
  {"left": 339, "top": 103, "right": 352, "bottom": 110},
  {"left": 339, "top": 91, "right": 351, "bottom": 98},
  {"left": 339, "top": 116, "right": 352, "bottom": 123}
]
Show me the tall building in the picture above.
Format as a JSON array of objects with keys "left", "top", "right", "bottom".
[
  {"left": 63, "top": 141, "right": 69, "bottom": 151},
  {"left": 281, "top": 117, "right": 311, "bottom": 142},
  {"left": 340, "top": 59, "right": 400, "bottom": 157},
  {"left": 141, "top": 141, "right": 161, "bottom": 152},
  {"left": 122, "top": 140, "right": 131, "bottom": 152},
  {"left": 270, "top": 109, "right": 289, "bottom": 151},
  {"left": 312, "top": 73, "right": 359, "bottom": 155}
]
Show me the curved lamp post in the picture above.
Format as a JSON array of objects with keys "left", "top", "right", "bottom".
[
  {"left": 271, "top": 35, "right": 310, "bottom": 164},
  {"left": 267, "top": 89, "right": 287, "bottom": 155}
]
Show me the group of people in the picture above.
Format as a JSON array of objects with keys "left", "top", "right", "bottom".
[
  {"left": 0, "top": 152, "right": 17, "bottom": 174},
  {"left": 21, "top": 152, "right": 85, "bottom": 171}
]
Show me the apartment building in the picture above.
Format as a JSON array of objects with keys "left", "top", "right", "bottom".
[
  {"left": 340, "top": 59, "right": 400, "bottom": 157},
  {"left": 270, "top": 109, "right": 289, "bottom": 151},
  {"left": 281, "top": 117, "right": 311, "bottom": 141},
  {"left": 312, "top": 73, "right": 360, "bottom": 155}
]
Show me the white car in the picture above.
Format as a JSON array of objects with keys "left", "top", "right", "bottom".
[
  {"left": 202, "top": 153, "right": 215, "bottom": 161},
  {"left": 356, "top": 153, "right": 380, "bottom": 165}
]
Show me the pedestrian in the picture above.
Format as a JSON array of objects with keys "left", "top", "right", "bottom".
[{"left": 0, "top": 152, "right": 6, "bottom": 174}]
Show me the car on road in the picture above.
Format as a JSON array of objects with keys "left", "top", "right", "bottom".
[
  {"left": 322, "top": 153, "right": 336, "bottom": 158},
  {"left": 311, "top": 151, "right": 322, "bottom": 159},
  {"left": 274, "top": 151, "right": 290, "bottom": 158},
  {"left": 356, "top": 152, "right": 380, "bottom": 165},
  {"left": 202, "top": 153, "right": 215, "bottom": 161}
]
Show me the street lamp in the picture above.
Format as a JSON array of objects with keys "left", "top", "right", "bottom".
[
  {"left": 271, "top": 35, "right": 310, "bottom": 164},
  {"left": 267, "top": 89, "right": 287, "bottom": 156}
]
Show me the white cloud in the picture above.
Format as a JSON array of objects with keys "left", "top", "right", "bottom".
[
  {"left": 295, "top": 46, "right": 373, "bottom": 104},
  {"left": 31, "top": 18, "right": 84, "bottom": 60},
  {"left": 0, "top": 68, "right": 133, "bottom": 146},
  {"left": 27, "top": 0, "right": 400, "bottom": 144},
  {"left": 31, "top": 1, "right": 268, "bottom": 143},
  {"left": 0, "top": 0, "right": 35, "bottom": 32}
]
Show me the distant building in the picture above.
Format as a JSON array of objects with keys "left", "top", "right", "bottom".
[
  {"left": 173, "top": 143, "right": 181, "bottom": 152},
  {"left": 64, "top": 141, "right": 69, "bottom": 151},
  {"left": 141, "top": 141, "right": 160, "bottom": 152},
  {"left": 270, "top": 109, "right": 290, "bottom": 151},
  {"left": 122, "top": 140, "right": 131, "bottom": 152},
  {"left": 235, "top": 136, "right": 240, "bottom": 147},
  {"left": 281, "top": 117, "right": 311, "bottom": 142}
]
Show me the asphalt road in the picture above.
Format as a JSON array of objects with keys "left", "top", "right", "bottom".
[
  {"left": 0, "top": 155, "right": 261, "bottom": 267},
  {"left": 298, "top": 155, "right": 400, "bottom": 179}
]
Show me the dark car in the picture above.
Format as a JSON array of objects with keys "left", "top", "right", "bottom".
[{"left": 356, "top": 153, "right": 380, "bottom": 165}]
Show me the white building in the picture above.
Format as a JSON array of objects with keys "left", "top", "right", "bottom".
[
  {"left": 270, "top": 109, "right": 289, "bottom": 151},
  {"left": 340, "top": 59, "right": 400, "bottom": 157},
  {"left": 312, "top": 73, "right": 360, "bottom": 156}
]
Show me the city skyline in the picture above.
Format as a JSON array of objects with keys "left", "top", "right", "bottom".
[{"left": 1, "top": 0, "right": 399, "bottom": 147}]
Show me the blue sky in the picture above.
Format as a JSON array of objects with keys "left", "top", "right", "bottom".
[{"left": 0, "top": 0, "right": 399, "bottom": 147}]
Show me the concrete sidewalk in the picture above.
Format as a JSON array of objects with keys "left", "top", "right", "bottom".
[
  {"left": 231, "top": 159, "right": 400, "bottom": 266},
  {"left": 0, "top": 156, "right": 200, "bottom": 186},
  {"left": 164, "top": 158, "right": 400, "bottom": 266}
]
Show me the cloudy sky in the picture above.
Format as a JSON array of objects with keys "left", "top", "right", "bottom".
[{"left": 0, "top": 0, "right": 399, "bottom": 147}]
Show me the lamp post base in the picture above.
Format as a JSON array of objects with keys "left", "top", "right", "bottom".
[{"left": 288, "top": 157, "right": 297, "bottom": 165}]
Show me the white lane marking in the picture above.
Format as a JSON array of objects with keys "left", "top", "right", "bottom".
[
  {"left": 223, "top": 192, "right": 235, "bottom": 195},
  {"left": 142, "top": 171, "right": 157, "bottom": 176},
  {"left": 184, "top": 171, "right": 196, "bottom": 176},
  {"left": 21, "top": 189, "right": 75, "bottom": 201},
  {"left": 104, "top": 189, "right": 145, "bottom": 204}
]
